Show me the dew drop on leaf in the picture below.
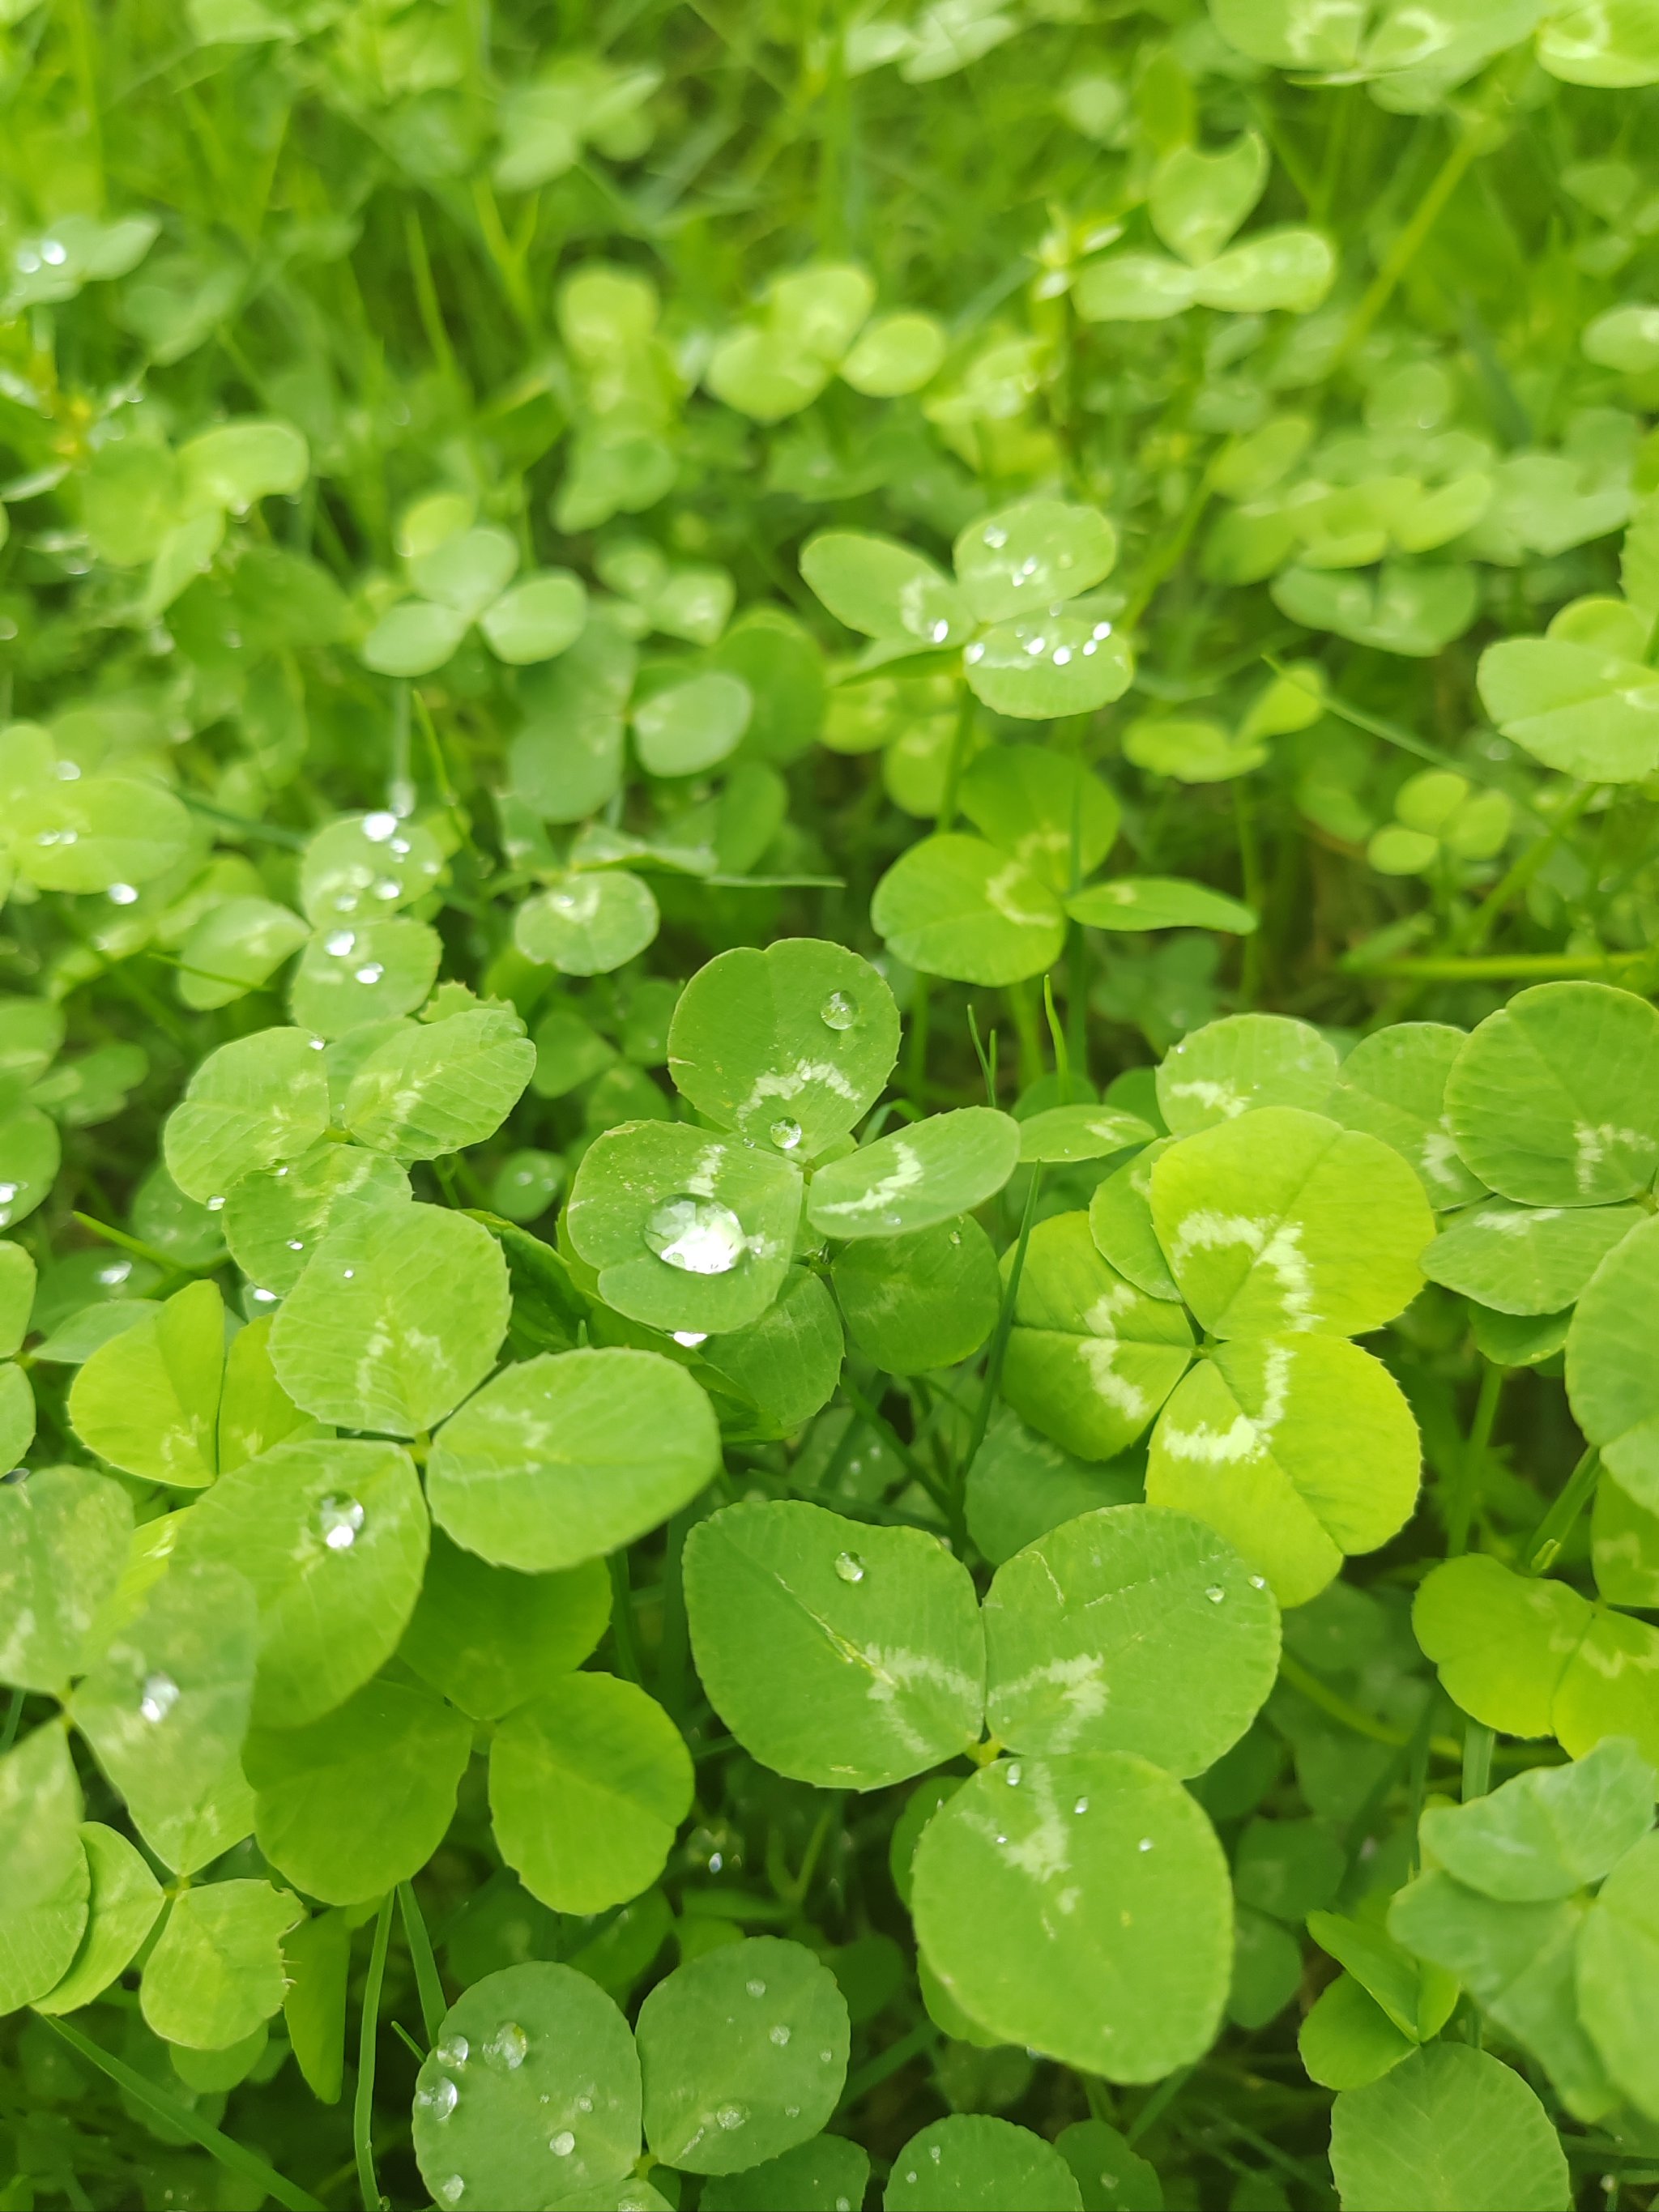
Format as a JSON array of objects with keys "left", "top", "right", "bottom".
[
  {"left": 139, "top": 1671, "right": 179, "bottom": 1724},
  {"left": 716, "top": 2103, "right": 747, "bottom": 2130},
  {"left": 437, "top": 2179, "right": 463, "bottom": 2206},
  {"left": 746, "top": 1979, "right": 766, "bottom": 1997},
  {"left": 326, "top": 931, "right": 355, "bottom": 957},
  {"left": 1205, "top": 1584, "right": 1226, "bottom": 1604},
  {"left": 363, "top": 812, "right": 398, "bottom": 842},
  {"left": 549, "top": 2131, "right": 575, "bottom": 2156},
  {"left": 316, "top": 1493, "right": 365, "bottom": 1551},
  {"left": 1073, "top": 1796, "right": 1090, "bottom": 1815},
  {"left": 770, "top": 1116, "right": 803, "bottom": 1151},
  {"left": 436, "top": 2036, "right": 469, "bottom": 2069},
  {"left": 644, "top": 1196, "right": 746, "bottom": 1276},
  {"left": 834, "top": 1550, "right": 865, "bottom": 1583},
  {"left": 488, "top": 2022, "right": 529, "bottom": 2069},
  {"left": 770, "top": 2023, "right": 791, "bottom": 2045},
  {"left": 1005, "top": 1762, "right": 1023, "bottom": 1786},
  {"left": 354, "top": 963, "right": 385, "bottom": 985},
  {"left": 417, "top": 2078, "right": 458, "bottom": 2120},
  {"left": 820, "top": 991, "right": 856, "bottom": 1030}
]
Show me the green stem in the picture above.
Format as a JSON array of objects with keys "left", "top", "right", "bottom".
[
  {"left": 355, "top": 1894, "right": 394, "bottom": 2212},
  {"left": 959, "top": 1164, "right": 1044, "bottom": 1486},
  {"left": 1520, "top": 1446, "right": 1601, "bottom": 1575},
  {"left": 607, "top": 1553, "right": 645, "bottom": 1685},
  {"left": 1, "top": 1689, "right": 22, "bottom": 1753},
  {"left": 1462, "top": 1722, "right": 1495, "bottom": 1802},
  {"left": 1453, "top": 785, "right": 1601, "bottom": 957},
  {"left": 397, "top": 1882, "right": 446, "bottom": 2048},
  {"left": 838, "top": 2018, "right": 937, "bottom": 2109},
  {"left": 1347, "top": 953, "right": 1650, "bottom": 983},
  {"left": 1333, "top": 108, "right": 1497, "bottom": 369},
  {"left": 35, "top": 2017, "right": 323, "bottom": 2212},
  {"left": 1447, "top": 1360, "right": 1502, "bottom": 1557},
  {"left": 1127, "top": 2062, "right": 1195, "bottom": 2146},
  {"left": 1279, "top": 1652, "right": 1461, "bottom": 1762}
]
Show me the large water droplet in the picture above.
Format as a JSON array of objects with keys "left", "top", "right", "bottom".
[
  {"left": 326, "top": 930, "right": 356, "bottom": 957},
  {"left": 354, "top": 963, "right": 385, "bottom": 986},
  {"left": 140, "top": 1672, "right": 179, "bottom": 1724},
  {"left": 363, "top": 811, "right": 398, "bottom": 842},
  {"left": 1073, "top": 1796, "right": 1090, "bottom": 1815},
  {"left": 1205, "top": 1585, "right": 1226, "bottom": 1605},
  {"left": 1004, "top": 1762, "right": 1023, "bottom": 1786},
  {"left": 549, "top": 2131, "right": 575, "bottom": 2156},
  {"left": 316, "top": 1494, "right": 365, "bottom": 1551},
  {"left": 488, "top": 2022, "right": 528, "bottom": 2069},
  {"left": 834, "top": 1551, "right": 864, "bottom": 1584},
  {"left": 770, "top": 1117, "right": 803, "bottom": 1152},
  {"left": 716, "top": 2103, "right": 747, "bottom": 2131},
  {"left": 437, "top": 2178, "right": 464, "bottom": 2206},
  {"left": 418, "top": 2076, "right": 458, "bottom": 2120},
  {"left": 436, "top": 2036, "right": 470, "bottom": 2069},
  {"left": 745, "top": 1979, "right": 766, "bottom": 1998},
  {"left": 819, "top": 991, "right": 855, "bottom": 1031},
  {"left": 769, "top": 2024, "right": 791, "bottom": 2047},
  {"left": 644, "top": 1196, "right": 745, "bottom": 1276}
]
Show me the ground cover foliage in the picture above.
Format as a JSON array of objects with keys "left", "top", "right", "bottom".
[{"left": 6, "top": 2, "right": 1659, "bottom": 2207}]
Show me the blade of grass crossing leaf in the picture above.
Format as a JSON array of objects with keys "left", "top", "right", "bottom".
[
  {"left": 35, "top": 2016, "right": 324, "bottom": 2212},
  {"left": 396, "top": 1882, "right": 446, "bottom": 2048}
]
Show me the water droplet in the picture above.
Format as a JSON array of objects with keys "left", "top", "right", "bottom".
[
  {"left": 342, "top": 1268, "right": 355, "bottom": 1280},
  {"left": 373, "top": 877, "right": 401, "bottom": 901},
  {"left": 672, "top": 1329, "right": 708, "bottom": 1347},
  {"left": 437, "top": 2178, "right": 464, "bottom": 2206},
  {"left": 140, "top": 1671, "right": 179, "bottom": 1724},
  {"left": 769, "top": 1117, "right": 803, "bottom": 1151},
  {"left": 354, "top": 963, "right": 385, "bottom": 985},
  {"left": 1073, "top": 1796, "right": 1090, "bottom": 1815},
  {"left": 488, "top": 2022, "right": 529, "bottom": 2069},
  {"left": 708, "top": 1850, "right": 723, "bottom": 1872},
  {"left": 1248, "top": 1575, "right": 1267, "bottom": 1589},
  {"left": 745, "top": 1979, "right": 766, "bottom": 1998},
  {"left": 769, "top": 2023, "right": 791, "bottom": 2046},
  {"left": 716, "top": 2103, "right": 747, "bottom": 2130},
  {"left": 108, "top": 881, "right": 139, "bottom": 906},
  {"left": 417, "top": 2077, "right": 458, "bottom": 2120},
  {"left": 928, "top": 619, "right": 950, "bottom": 643},
  {"left": 1052, "top": 645, "right": 1072, "bottom": 665},
  {"left": 819, "top": 991, "right": 855, "bottom": 1031},
  {"left": 326, "top": 931, "right": 356, "bottom": 957},
  {"left": 363, "top": 811, "right": 398, "bottom": 842},
  {"left": 575, "top": 2094, "right": 593, "bottom": 2112},
  {"left": 1005, "top": 1762, "right": 1023, "bottom": 1786},
  {"left": 436, "top": 2036, "right": 470, "bottom": 2069},
  {"left": 1205, "top": 1585, "right": 1226, "bottom": 1604},
  {"left": 1138, "top": 1836, "right": 1154, "bottom": 1852},
  {"left": 41, "top": 237, "right": 66, "bottom": 266},
  {"left": 98, "top": 1260, "right": 131, "bottom": 1285},
  {"left": 549, "top": 2130, "right": 575, "bottom": 2156},
  {"left": 390, "top": 837, "right": 412, "bottom": 856},
  {"left": 317, "top": 1494, "right": 365, "bottom": 1551},
  {"left": 206, "top": 1195, "right": 226, "bottom": 1211},
  {"left": 964, "top": 640, "right": 984, "bottom": 663},
  {"left": 644, "top": 1196, "right": 746, "bottom": 1276},
  {"left": 834, "top": 1551, "right": 864, "bottom": 1584},
  {"left": 287, "top": 1238, "right": 305, "bottom": 1251},
  {"left": 1092, "top": 620, "right": 1114, "bottom": 640}
]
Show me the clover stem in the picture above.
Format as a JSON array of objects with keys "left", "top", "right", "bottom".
[
  {"left": 1520, "top": 1445, "right": 1601, "bottom": 1575},
  {"left": 1462, "top": 1723, "right": 1495, "bottom": 1804},
  {"left": 1445, "top": 1358, "right": 1503, "bottom": 1557},
  {"left": 607, "top": 1551, "right": 646, "bottom": 1685},
  {"left": 958, "top": 1163, "right": 1044, "bottom": 1491},
  {"left": 354, "top": 1894, "right": 394, "bottom": 2212}
]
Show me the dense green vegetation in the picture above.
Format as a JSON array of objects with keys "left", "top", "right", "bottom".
[{"left": 6, "top": 1, "right": 1659, "bottom": 2206}]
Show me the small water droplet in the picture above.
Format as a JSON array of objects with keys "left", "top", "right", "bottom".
[
  {"left": 317, "top": 1494, "right": 365, "bottom": 1551},
  {"left": 769, "top": 1116, "right": 803, "bottom": 1151},
  {"left": 140, "top": 1671, "right": 179, "bottom": 1724},
  {"left": 1052, "top": 645, "right": 1072, "bottom": 665},
  {"left": 1005, "top": 1762, "right": 1023, "bottom": 1786},
  {"left": 108, "top": 881, "right": 139, "bottom": 906},
  {"left": 820, "top": 2048, "right": 834, "bottom": 2063},
  {"left": 488, "top": 2022, "right": 528, "bottom": 2069},
  {"left": 436, "top": 2036, "right": 470, "bottom": 2069},
  {"left": 342, "top": 1268, "right": 355, "bottom": 1280},
  {"left": 672, "top": 1329, "right": 708, "bottom": 1347},
  {"left": 417, "top": 2076, "right": 458, "bottom": 2120},
  {"left": 928, "top": 619, "right": 950, "bottom": 643},
  {"left": 41, "top": 237, "right": 66, "bottom": 266},
  {"left": 326, "top": 930, "right": 356, "bottom": 957},
  {"left": 549, "top": 2130, "right": 575, "bottom": 2156},
  {"left": 716, "top": 2103, "right": 747, "bottom": 2131},
  {"left": 575, "top": 2093, "right": 593, "bottom": 2112},
  {"left": 820, "top": 991, "right": 855, "bottom": 1031},
  {"left": 644, "top": 1196, "right": 746, "bottom": 1276},
  {"left": 1138, "top": 1836, "right": 1154, "bottom": 1852},
  {"left": 286, "top": 1238, "right": 305, "bottom": 1251},
  {"left": 1248, "top": 1575, "right": 1267, "bottom": 1589},
  {"left": 373, "top": 877, "right": 401, "bottom": 901},
  {"left": 834, "top": 1551, "right": 864, "bottom": 1583},
  {"left": 769, "top": 2024, "right": 791, "bottom": 2046},
  {"left": 1073, "top": 1796, "right": 1090, "bottom": 1815},
  {"left": 206, "top": 1195, "right": 226, "bottom": 1211},
  {"left": 1205, "top": 1585, "right": 1225, "bottom": 1604},
  {"left": 746, "top": 1979, "right": 766, "bottom": 1998},
  {"left": 354, "top": 963, "right": 385, "bottom": 985},
  {"left": 363, "top": 811, "right": 398, "bottom": 842},
  {"left": 437, "top": 2178, "right": 464, "bottom": 2206},
  {"left": 983, "top": 524, "right": 1008, "bottom": 548}
]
